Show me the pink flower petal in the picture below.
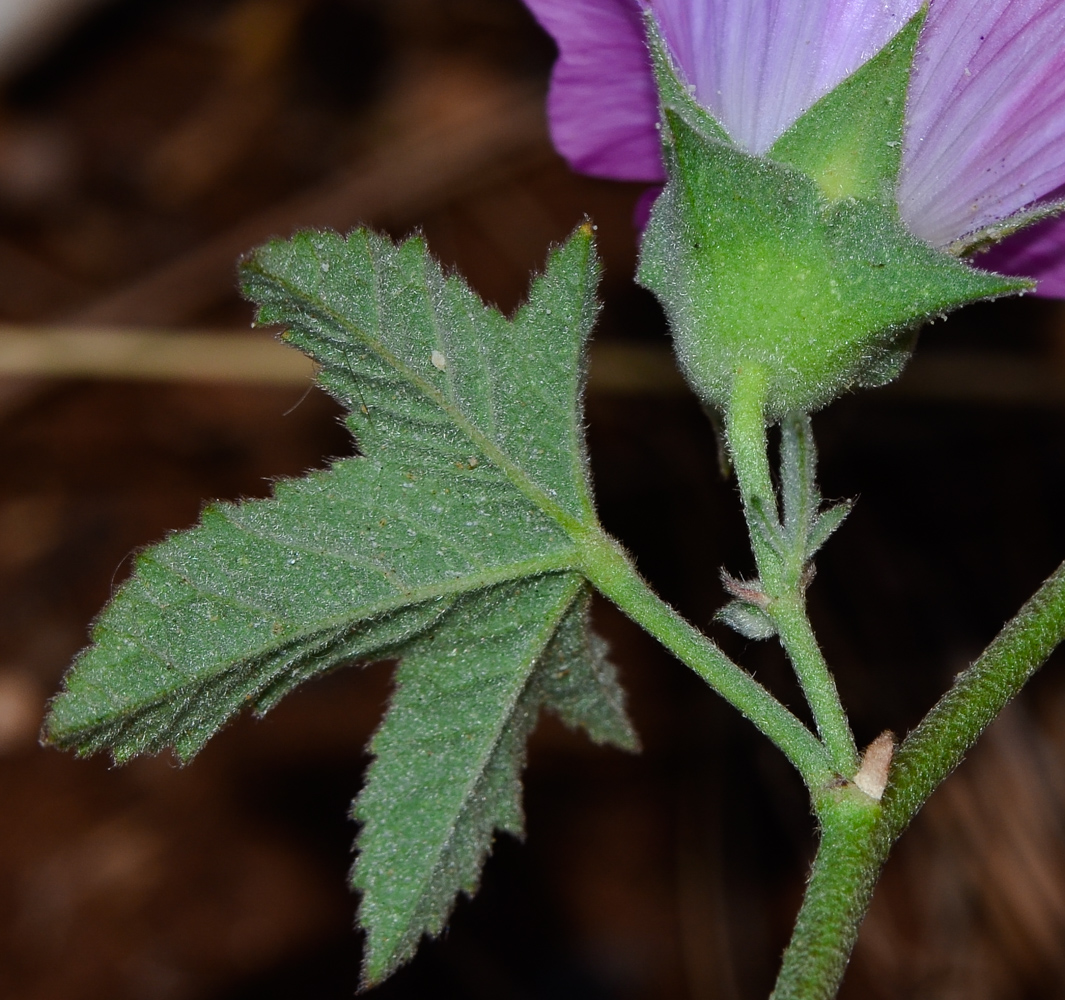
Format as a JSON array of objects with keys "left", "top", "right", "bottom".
[
  {"left": 899, "top": 0, "right": 1065, "bottom": 248},
  {"left": 651, "top": 0, "right": 922, "bottom": 154},
  {"left": 524, "top": 0, "right": 1065, "bottom": 295},
  {"left": 524, "top": 0, "right": 665, "bottom": 183},
  {"left": 978, "top": 211, "right": 1065, "bottom": 298}
]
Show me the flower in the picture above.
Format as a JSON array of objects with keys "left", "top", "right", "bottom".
[{"left": 523, "top": 0, "right": 1065, "bottom": 294}]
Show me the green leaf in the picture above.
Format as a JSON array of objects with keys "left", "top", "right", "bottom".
[
  {"left": 44, "top": 224, "right": 636, "bottom": 981},
  {"left": 354, "top": 575, "right": 635, "bottom": 985},
  {"left": 639, "top": 17, "right": 1031, "bottom": 419}
]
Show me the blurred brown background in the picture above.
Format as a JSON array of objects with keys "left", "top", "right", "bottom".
[{"left": 0, "top": 1, "right": 1064, "bottom": 997}]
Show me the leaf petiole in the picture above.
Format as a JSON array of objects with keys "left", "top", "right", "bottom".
[{"left": 575, "top": 527, "right": 836, "bottom": 791}]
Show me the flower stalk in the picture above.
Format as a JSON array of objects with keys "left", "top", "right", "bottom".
[
  {"left": 725, "top": 367, "right": 859, "bottom": 777},
  {"left": 590, "top": 476, "right": 1065, "bottom": 998}
]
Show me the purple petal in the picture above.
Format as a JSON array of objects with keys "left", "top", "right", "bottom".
[
  {"left": 978, "top": 211, "right": 1065, "bottom": 298},
  {"left": 650, "top": 0, "right": 922, "bottom": 154},
  {"left": 633, "top": 184, "right": 664, "bottom": 228},
  {"left": 524, "top": 0, "right": 665, "bottom": 183},
  {"left": 899, "top": 0, "right": 1065, "bottom": 248}
]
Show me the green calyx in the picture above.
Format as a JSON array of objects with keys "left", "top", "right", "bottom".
[{"left": 637, "top": 9, "right": 1031, "bottom": 419}]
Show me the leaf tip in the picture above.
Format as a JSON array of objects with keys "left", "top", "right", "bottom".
[
  {"left": 37, "top": 709, "right": 60, "bottom": 750},
  {"left": 356, "top": 921, "right": 417, "bottom": 992}
]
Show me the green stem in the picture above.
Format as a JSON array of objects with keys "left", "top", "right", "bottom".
[
  {"left": 770, "top": 558, "right": 1065, "bottom": 999},
  {"left": 771, "top": 788, "right": 888, "bottom": 1000},
  {"left": 772, "top": 598, "right": 861, "bottom": 777},
  {"left": 725, "top": 366, "right": 778, "bottom": 551},
  {"left": 726, "top": 367, "right": 859, "bottom": 776},
  {"left": 577, "top": 528, "right": 835, "bottom": 791},
  {"left": 883, "top": 557, "right": 1065, "bottom": 837},
  {"left": 583, "top": 398, "right": 1065, "bottom": 1000}
]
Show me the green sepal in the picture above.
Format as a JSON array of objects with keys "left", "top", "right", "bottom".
[
  {"left": 948, "top": 197, "right": 1065, "bottom": 257},
  {"left": 768, "top": 9, "right": 924, "bottom": 206},
  {"left": 642, "top": 8, "right": 730, "bottom": 147},
  {"left": 639, "top": 15, "right": 1031, "bottom": 419}
]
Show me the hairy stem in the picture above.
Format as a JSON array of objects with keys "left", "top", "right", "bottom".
[
  {"left": 771, "top": 788, "right": 887, "bottom": 1000},
  {"left": 884, "top": 557, "right": 1065, "bottom": 836},
  {"left": 770, "top": 557, "right": 1065, "bottom": 999},
  {"left": 726, "top": 368, "right": 858, "bottom": 776},
  {"left": 772, "top": 598, "right": 861, "bottom": 777},
  {"left": 577, "top": 528, "right": 835, "bottom": 790},
  {"left": 726, "top": 366, "right": 777, "bottom": 527}
]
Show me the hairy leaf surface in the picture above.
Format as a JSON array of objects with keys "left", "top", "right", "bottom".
[
  {"left": 353, "top": 575, "right": 634, "bottom": 982},
  {"left": 44, "top": 224, "right": 635, "bottom": 984}
]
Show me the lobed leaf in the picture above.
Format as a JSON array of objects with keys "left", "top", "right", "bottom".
[
  {"left": 354, "top": 575, "right": 635, "bottom": 984},
  {"left": 44, "top": 223, "right": 636, "bottom": 983}
]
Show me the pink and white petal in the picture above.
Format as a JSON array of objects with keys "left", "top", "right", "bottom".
[
  {"left": 978, "top": 212, "right": 1065, "bottom": 299},
  {"left": 900, "top": 0, "right": 1065, "bottom": 248},
  {"left": 524, "top": 0, "right": 665, "bottom": 183},
  {"left": 650, "top": 0, "right": 921, "bottom": 154}
]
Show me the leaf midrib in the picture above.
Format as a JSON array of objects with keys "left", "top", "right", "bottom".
[
  {"left": 86, "top": 549, "right": 580, "bottom": 717},
  {"left": 249, "top": 254, "right": 598, "bottom": 540}
]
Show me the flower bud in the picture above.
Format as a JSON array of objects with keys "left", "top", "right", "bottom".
[{"left": 637, "top": 12, "right": 1028, "bottom": 417}]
